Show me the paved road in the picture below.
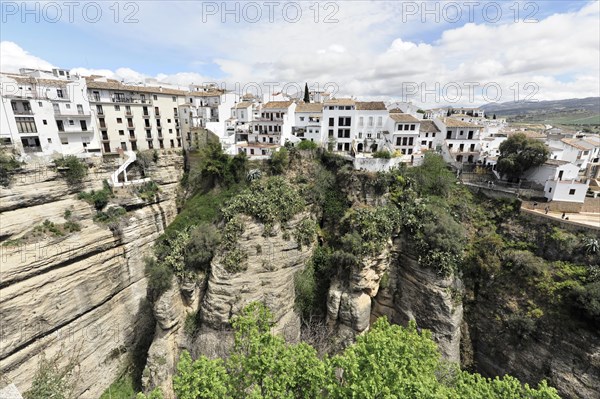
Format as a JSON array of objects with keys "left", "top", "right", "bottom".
[{"left": 528, "top": 209, "right": 600, "bottom": 229}]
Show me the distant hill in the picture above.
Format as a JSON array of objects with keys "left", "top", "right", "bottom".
[{"left": 481, "top": 97, "right": 600, "bottom": 130}]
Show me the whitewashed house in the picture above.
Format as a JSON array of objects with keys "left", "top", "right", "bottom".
[
  {"left": 354, "top": 102, "right": 389, "bottom": 154},
  {"left": 322, "top": 98, "right": 356, "bottom": 153},
  {"left": 293, "top": 102, "right": 324, "bottom": 143},
  {"left": 439, "top": 117, "right": 483, "bottom": 164}
]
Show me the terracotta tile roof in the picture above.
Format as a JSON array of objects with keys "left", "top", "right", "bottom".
[
  {"left": 233, "top": 101, "right": 252, "bottom": 109},
  {"left": 189, "top": 90, "right": 225, "bottom": 97},
  {"left": 324, "top": 98, "right": 355, "bottom": 106},
  {"left": 356, "top": 101, "right": 386, "bottom": 111},
  {"left": 86, "top": 78, "right": 189, "bottom": 96},
  {"left": 419, "top": 120, "right": 440, "bottom": 133},
  {"left": 296, "top": 102, "right": 324, "bottom": 112},
  {"left": 544, "top": 159, "right": 570, "bottom": 166},
  {"left": 389, "top": 108, "right": 404, "bottom": 113},
  {"left": 1, "top": 73, "right": 69, "bottom": 87},
  {"left": 561, "top": 138, "right": 596, "bottom": 151},
  {"left": 263, "top": 101, "right": 293, "bottom": 109},
  {"left": 443, "top": 118, "right": 482, "bottom": 128},
  {"left": 390, "top": 113, "right": 420, "bottom": 123}
]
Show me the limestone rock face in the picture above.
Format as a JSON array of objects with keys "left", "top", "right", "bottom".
[
  {"left": 198, "top": 214, "right": 315, "bottom": 342},
  {"left": 142, "top": 213, "right": 315, "bottom": 397},
  {"left": 326, "top": 244, "right": 392, "bottom": 345},
  {"left": 0, "top": 152, "right": 183, "bottom": 398},
  {"left": 386, "top": 250, "right": 463, "bottom": 363},
  {"left": 467, "top": 291, "right": 600, "bottom": 399}
]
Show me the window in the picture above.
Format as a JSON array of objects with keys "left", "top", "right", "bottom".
[
  {"left": 368, "top": 117, "right": 373, "bottom": 127},
  {"left": 359, "top": 117, "right": 364, "bottom": 127},
  {"left": 459, "top": 130, "right": 464, "bottom": 135},
  {"left": 38, "top": 101, "right": 42, "bottom": 107},
  {"left": 68, "top": 120, "right": 75, "bottom": 126},
  {"left": 119, "top": 130, "right": 125, "bottom": 135},
  {"left": 172, "top": 96, "right": 176, "bottom": 102},
  {"left": 328, "top": 129, "right": 334, "bottom": 137},
  {"left": 338, "top": 117, "right": 351, "bottom": 126},
  {"left": 548, "top": 187, "right": 552, "bottom": 193},
  {"left": 61, "top": 137, "right": 69, "bottom": 145},
  {"left": 77, "top": 104, "right": 83, "bottom": 114},
  {"left": 410, "top": 124, "right": 415, "bottom": 131},
  {"left": 397, "top": 124, "right": 402, "bottom": 131},
  {"left": 65, "top": 104, "right": 71, "bottom": 109},
  {"left": 329, "top": 117, "right": 334, "bottom": 127},
  {"left": 117, "top": 118, "right": 123, "bottom": 123},
  {"left": 404, "top": 125, "right": 409, "bottom": 131},
  {"left": 153, "top": 95, "right": 158, "bottom": 100},
  {"left": 57, "top": 89, "right": 64, "bottom": 98},
  {"left": 97, "top": 105, "right": 104, "bottom": 114},
  {"left": 93, "top": 91, "right": 100, "bottom": 101},
  {"left": 169, "top": 129, "right": 173, "bottom": 134},
  {"left": 300, "top": 117, "right": 305, "bottom": 121},
  {"left": 43, "top": 120, "right": 47, "bottom": 125},
  {"left": 377, "top": 116, "right": 383, "bottom": 127},
  {"left": 358, "top": 132, "right": 363, "bottom": 139},
  {"left": 569, "top": 189, "right": 576, "bottom": 195},
  {"left": 115, "top": 105, "right": 121, "bottom": 111},
  {"left": 167, "top": 119, "right": 171, "bottom": 123},
  {"left": 47, "top": 138, "right": 52, "bottom": 143}
]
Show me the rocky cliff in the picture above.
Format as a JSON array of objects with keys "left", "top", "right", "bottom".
[
  {"left": 0, "top": 152, "right": 183, "bottom": 398},
  {"left": 142, "top": 214, "right": 315, "bottom": 397}
]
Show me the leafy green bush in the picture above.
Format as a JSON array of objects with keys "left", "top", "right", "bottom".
[
  {"left": 293, "top": 219, "right": 317, "bottom": 250},
  {"left": 341, "top": 205, "right": 402, "bottom": 256},
  {"left": 33, "top": 220, "right": 64, "bottom": 237},
  {"left": 297, "top": 140, "right": 318, "bottom": 150},
  {"left": 185, "top": 223, "right": 221, "bottom": 271},
  {"left": 144, "top": 256, "right": 173, "bottom": 301},
  {"left": 78, "top": 181, "right": 112, "bottom": 210},
  {"left": 25, "top": 349, "right": 79, "bottom": 399},
  {"left": 372, "top": 150, "right": 392, "bottom": 159},
  {"left": 54, "top": 156, "right": 88, "bottom": 186},
  {"left": 0, "top": 152, "right": 21, "bottom": 187},
  {"left": 269, "top": 147, "right": 289, "bottom": 175},
  {"left": 137, "top": 181, "right": 159, "bottom": 201},
  {"left": 93, "top": 206, "right": 126, "bottom": 224},
  {"left": 172, "top": 302, "right": 560, "bottom": 399},
  {"left": 222, "top": 177, "right": 305, "bottom": 235},
  {"left": 573, "top": 281, "right": 600, "bottom": 322}
]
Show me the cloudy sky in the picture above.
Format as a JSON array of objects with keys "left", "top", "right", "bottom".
[{"left": 1, "top": 1, "right": 599, "bottom": 107}]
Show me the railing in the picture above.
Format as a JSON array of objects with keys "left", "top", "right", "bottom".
[
  {"left": 13, "top": 109, "right": 33, "bottom": 115},
  {"left": 60, "top": 127, "right": 95, "bottom": 134},
  {"left": 23, "top": 146, "right": 42, "bottom": 153},
  {"left": 54, "top": 110, "right": 89, "bottom": 116},
  {"left": 110, "top": 96, "right": 150, "bottom": 104}
]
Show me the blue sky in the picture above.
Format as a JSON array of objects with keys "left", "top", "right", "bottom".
[{"left": 1, "top": 1, "right": 598, "bottom": 105}]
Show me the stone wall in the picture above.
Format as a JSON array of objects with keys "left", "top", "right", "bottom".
[{"left": 0, "top": 151, "right": 183, "bottom": 398}]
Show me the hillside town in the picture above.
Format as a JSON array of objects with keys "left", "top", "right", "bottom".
[{"left": 1, "top": 68, "right": 599, "bottom": 213}]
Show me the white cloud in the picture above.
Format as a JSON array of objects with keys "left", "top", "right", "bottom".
[
  {"left": 1, "top": 1, "right": 598, "bottom": 107},
  {"left": 0, "top": 41, "right": 55, "bottom": 72}
]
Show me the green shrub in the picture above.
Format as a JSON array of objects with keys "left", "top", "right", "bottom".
[
  {"left": 269, "top": 147, "right": 289, "bottom": 175},
  {"left": 94, "top": 206, "right": 126, "bottom": 224},
  {"left": 294, "top": 263, "right": 318, "bottom": 318},
  {"left": 185, "top": 223, "right": 221, "bottom": 271},
  {"left": 372, "top": 150, "right": 392, "bottom": 159},
  {"left": 54, "top": 156, "right": 88, "bottom": 186},
  {"left": 294, "top": 219, "right": 317, "bottom": 250},
  {"left": 222, "top": 247, "right": 248, "bottom": 273},
  {"left": 63, "top": 221, "right": 81, "bottom": 233},
  {"left": 25, "top": 349, "right": 79, "bottom": 399},
  {"left": 573, "top": 281, "right": 600, "bottom": 322},
  {"left": 297, "top": 140, "right": 318, "bottom": 150},
  {"left": 137, "top": 181, "right": 159, "bottom": 201},
  {"left": 0, "top": 152, "right": 21, "bottom": 187},
  {"left": 145, "top": 256, "right": 173, "bottom": 301},
  {"left": 33, "top": 220, "right": 64, "bottom": 237},
  {"left": 222, "top": 177, "right": 305, "bottom": 235}
]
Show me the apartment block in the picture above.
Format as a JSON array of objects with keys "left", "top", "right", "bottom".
[{"left": 1, "top": 69, "right": 101, "bottom": 157}]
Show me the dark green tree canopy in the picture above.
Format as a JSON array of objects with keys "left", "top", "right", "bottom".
[
  {"left": 496, "top": 133, "right": 550, "bottom": 180},
  {"left": 304, "top": 83, "right": 310, "bottom": 103}
]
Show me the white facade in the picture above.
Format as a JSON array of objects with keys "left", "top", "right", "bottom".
[
  {"left": 293, "top": 102, "right": 324, "bottom": 143},
  {"left": 322, "top": 99, "right": 356, "bottom": 152},
  {"left": 0, "top": 70, "right": 101, "bottom": 158},
  {"left": 544, "top": 179, "right": 589, "bottom": 203},
  {"left": 354, "top": 102, "right": 389, "bottom": 154},
  {"left": 522, "top": 160, "right": 580, "bottom": 186}
]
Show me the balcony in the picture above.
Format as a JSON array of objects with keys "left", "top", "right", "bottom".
[
  {"left": 13, "top": 109, "right": 33, "bottom": 115},
  {"left": 54, "top": 109, "right": 89, "bottom": 117},
  {"left": 60, "top": 127, "right": 95, "bottom": 134},
  {"left": 110, "top": 96, "right": 150, "bottom": 104},
  {"left": 23, "top": 146, "right": 42, "bottom": 153}
]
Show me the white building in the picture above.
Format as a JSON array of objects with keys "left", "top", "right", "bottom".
[
  {"left": 240, "top": 100, "right": 296, "bottom": 157},
  {"left": 439, "top": 117, "right": 483, "bottom": 164},
  {"left": 354, "top": 102, "right": 388, "bottom": 154},
  {"left": 1, "top": 69, "right": 102, "bottom": 158},
  {"left": 293, "top": 102, "right": 324, "bottom": 143},
  {"left": 388, "top": 113, "right": 421, "bottom": 157},
  {"left": 322, "top": 98, "right": 356, "bottom": 153},
  {"left": 86, "top": 77, "right": 188, "bottom": 153}
]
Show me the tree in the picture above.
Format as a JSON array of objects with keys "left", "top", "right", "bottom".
[
  {"left": 303, "top": 82, "right": 310, "bottom": 103},
  {"left": 269, "top": 148, "right": 289, "bottom": 175},
  {"left": 493, "top": 113, "right": 497, "bottom": 119},
  {"left": 496, "top": 133, "right": 549, "bottom": 180},
  {"left": 25, "top": 349, "right": 80, "bottom": 399}
]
